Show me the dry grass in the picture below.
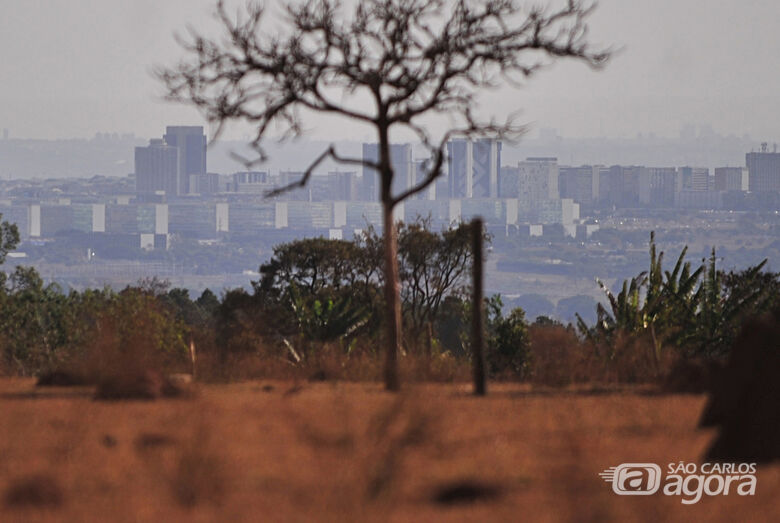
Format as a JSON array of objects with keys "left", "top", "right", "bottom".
[
  {"left": 528, "top": 326, "right": 679, "bottom": 387},
  {"left": 0, "top": 378, "right": 778, "bottom": 521},
  {"left": 194, "top": 346, "right": 471, "bottom": 385},
  {"left": 35, "top": 322, "right": 689, "bottom": 393},
  {"left": 34, "top": 315, "right": 196, "bottom": 401}
]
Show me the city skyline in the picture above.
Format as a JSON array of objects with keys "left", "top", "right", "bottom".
[
  {"left": 3, "top": 132, "right": 779, "bottom": 299},
  {"left": 1, "top": 130, "right": 772, "bottom": 182}
]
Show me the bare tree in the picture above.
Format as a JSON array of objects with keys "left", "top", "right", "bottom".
[{"left": 158, "top": 0, "right": 609, "bottom": 390}]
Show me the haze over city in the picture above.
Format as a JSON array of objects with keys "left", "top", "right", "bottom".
[{"left": 3, "top": 0, "right": 780, "bottom": 141}]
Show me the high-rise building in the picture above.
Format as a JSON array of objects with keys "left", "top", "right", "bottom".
[
  {"left": 447, "top": 139, "right": 471, "bottom": 198},
  {"left": 499, "top": 166, "right": 518, "bottom": 198},
  {"left": 714, "top": 167, "right": 748, "bottom": 191},
  {"left": 559, "top": 165, "right": 600, "bottom": 205},
  {"left": 472, "top": 139, "right": 501, "bottom": 198},
  {"left": 597, "top": 166, "right": 614, "bottom": 204},
  {"left": 639, "top": 167, "right": 677, "bottom": 207},
  {"left": 329, "top": 171, "right": 360, "bottom": 201},
  {"left": 135, "top": 126, "right": 207, "bottom": 197},
  {"left": 500, "top": 157, "right": 558, "bottom": 202},
  {"left": 746, "top": 143, "right": 780, "bottom": 192},
  {"left": 446, "top": 139, "right": 501, "bottom": 198},
  {"left": 163, "top": 126, "right": 207, "bottom": 195},
  {"left": 679, "top": 166, "right": 710, "bottom": 191},
  {"left": 361, "top": 143, "right": 414, "bottom": 200},
  {"left": 608, "top": 165, "right": 643, "bottom": 207},
  {"left": 691, "top": 167, "right": 710, "bottom": 191},
  {"left": 412, "top": 159, "right": 437, "bottom": 200},
  {"left": 135, "top": 139, "right": 179, "bottom": 196}
]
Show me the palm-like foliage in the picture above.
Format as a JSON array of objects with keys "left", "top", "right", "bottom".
[
  {"left": 676, "top": 252, "right": 771, "bottom": 358},
  {"left": 582, "top": 232, "right": 681, "bottom": 357},
  {"left": 656, "top": 244, "right": 704, "bottom": 349},
  {"left": 289, "top": 285, "right": 369, "bottom": 346},
  {"left": 591, "top": 273, "right": 646, "bottom": 337},
  {"left": 579, "top": 232, "right": 774, "bottom": 363}
]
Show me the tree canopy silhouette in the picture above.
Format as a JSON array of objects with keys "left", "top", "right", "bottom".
[{"left": 158, "top": 0, "right": 609, "bottom": 390}]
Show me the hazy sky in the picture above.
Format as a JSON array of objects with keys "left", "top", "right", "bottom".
[{"left": 2, "top": 0, "right": 780, "bottom": 141}]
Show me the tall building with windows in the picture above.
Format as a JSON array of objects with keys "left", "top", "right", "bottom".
[
  {"left": 163, "top": 126, "right": 207, "bottom": 195},
  {"left": 746, "top": 143, "right": 780, "bottom": 192},
  {"left": 446, "top": 138, "right": 501, "bottom": 198},
  {"left": 679, "top": 166, "right": 710, "bottom": 191},
  {"left": 472, "top": 139, "right": 501, "bottom": 198},
  {"left": 135, "top": 126, "right": 207, "bottom": 197},
  {"left": 598, "top": 165, "right": 644, "bottom": 207},
  {"left": 134, "top": 139, "right": 179, "bottom": 197},
  {"left": 412, "top": 159, "right": 437, "bottom": 200},
  {"left": 500, "top": 157, "right": 558, "bottom": 201},
  {"left": 447, "top": 139, "right": 471, "bottom": 198},
  {"left": 714, "top": 167, "right": 748, "bottom": 191},
  {"left": 639, "top": 167, "right": 678, "bottom": 207},
  {"left": 559, "top": 165, "right": 600, "bottom": 205},
  {"left": 329, "top": 171, "right": 360, "bottom": 201}
]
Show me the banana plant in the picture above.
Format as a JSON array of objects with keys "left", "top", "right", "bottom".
[
  {"left": 288, "top": 283, "right": 369, "bottom": 346},
  {"left": 677, "top": 251, "right": 770, "bottom": 358},
  {"left": 580, "top": 232, "right": 701, "bottom": 368},
  {"left": 580, "top": 231, "right": 776, "bottom": 363}
]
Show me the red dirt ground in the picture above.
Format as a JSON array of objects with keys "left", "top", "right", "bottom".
[{"left": 0, "top": 379, "right": 777, "bottom": 522}]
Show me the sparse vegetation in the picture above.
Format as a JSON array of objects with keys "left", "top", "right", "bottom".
[{"left": 1, "top": 227, "right": 778, "bottom": 390}]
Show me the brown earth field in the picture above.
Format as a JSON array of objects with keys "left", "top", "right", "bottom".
[{"left": 0, "top": 379, "right": 777, "bottom": 522}]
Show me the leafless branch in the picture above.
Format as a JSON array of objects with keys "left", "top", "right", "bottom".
[{"left": 158, "top": 0, "right": 610, "bottom": 198}]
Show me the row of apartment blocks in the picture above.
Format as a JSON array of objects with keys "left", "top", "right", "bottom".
[
  {"left": 212, "top": 162, "right": 750, "bottom": 210},
  {"left": 134, "top": 132, "right": 503, "bottom": 202},
  {"left": 549, "top": 164, "right": 750, "bottom": 209},
  {"left": 135, "top": 127, "right": 778, "bottom": 210},
  {"left": 0, "top": 197, "right": 585, "bottom": 247},
  {"left": 153, "top": 158, "right": 752, "bottom": 211}
]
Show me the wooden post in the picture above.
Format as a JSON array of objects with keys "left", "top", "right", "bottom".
[
  {"left": 471, "top": 218, "right": 487, "bottom": 396},
  {"left": 425, "top": 321, "right": 433, "bottom": 359}
]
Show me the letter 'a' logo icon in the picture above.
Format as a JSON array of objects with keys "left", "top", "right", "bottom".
[{"left": 599, "top": 464, "right": 662, "bottom": 495}]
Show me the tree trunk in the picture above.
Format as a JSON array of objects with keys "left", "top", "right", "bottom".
[
  {"left": 377, "top": 119, "right": 402, "bottom": 392},
  {"left": 382, "top": 200, "right": 401, "bottom": 391}
]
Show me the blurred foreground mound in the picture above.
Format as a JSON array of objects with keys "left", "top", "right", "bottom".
[{"left": 701, "top": 309, "right": 780, "bottom": 463}]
